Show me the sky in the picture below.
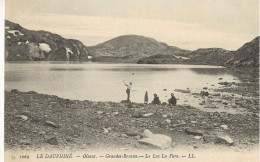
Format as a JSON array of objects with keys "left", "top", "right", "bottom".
[{"left": 5, "top": 0, "right": 259, "bottom": 50}]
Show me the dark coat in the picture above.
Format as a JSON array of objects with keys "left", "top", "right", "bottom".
[
  {"left": 152, "top": 96, "right": 161, "bottom": 105},
  {"left": 168, "top": 96, "right": 177, "bottom": 106}
]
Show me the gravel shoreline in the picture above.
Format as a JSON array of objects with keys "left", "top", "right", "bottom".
[{"left": 4, "top": 80, "right": 259, "bottom": 152}]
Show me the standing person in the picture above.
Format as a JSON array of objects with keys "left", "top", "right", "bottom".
[
  {"left": 152, "top": 94, "right": 161, "bottom": 105},
  {"left": 144, "top": 91, "right": 148, "bottom": 104},
  {"left": 123, "top": 80, "right": 132, "bottom": 102},
  {"left": 168, "top": 93, "right": 177, "bottom": 106}
]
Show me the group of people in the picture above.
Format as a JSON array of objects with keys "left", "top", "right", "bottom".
[{"left": 123, "top": 80, "right": 177, "bottom": 106}]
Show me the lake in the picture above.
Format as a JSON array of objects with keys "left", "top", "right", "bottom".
[{"left": 5, "top": 62, "right": 240, "bottom": 109}]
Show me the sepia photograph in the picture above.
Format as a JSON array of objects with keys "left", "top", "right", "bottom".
[{"left": 2, "top": 0, "right": 259, "bottom": 161}]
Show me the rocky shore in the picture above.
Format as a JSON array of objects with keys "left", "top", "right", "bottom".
[{"left": 5, "top": 78, "right": 259, "bottom": 152}]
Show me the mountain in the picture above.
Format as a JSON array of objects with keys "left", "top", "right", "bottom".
[
  {"left": 225, "top": 37, "right": 259, "bottom": 69},
  {"left": 137, "top": 48, "right": 232, "bottom": 65},
  {"left": 5, "top": 20, "right": 89, "bottom": 61},
  {"left": 88, "top": 35, "right": 190, "bottom": 62}
]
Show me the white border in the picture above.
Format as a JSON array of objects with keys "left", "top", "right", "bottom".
[{"left": 0, "top": 0, "right": 5, "bottom": 161}]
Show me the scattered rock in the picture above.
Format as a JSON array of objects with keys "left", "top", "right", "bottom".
[
  {"left": 143, "top": 113, "right": 153, "bottom": 117},
  {"left": 103, "top": 128, "right": 109, "bottom": 134},
  {"left": 45, "top": 120, "right": 59, "bottom": 128},
  {"left": 162, "top": 115, "right": 167, "bottom": 118},
  {"left": 47, "top": 137, "right": 58, "bottom": 145},
  {"left": 39, "top": 131, "right": 46, "bottom": 135},
  {"left": 185, "top": 128, "right": 206, "bottom": 136},
  {"left": 15, "top": 115, "right": 28, "bottom": 121},
  {"left": 162, "top": 102, "right": 167, "bottom": 105},
  {"left": 138, "top": 129, "right": 172, "bottom": 149},
  {"left": 11, "top": 89, "right": 19, "bottom": 93},
  {"left": 194, "top": 136, "right": 202, "bottom": 140},
  {"left": 203, "top": 131, "right": 234, "bottom": 145},
  {"left": 92, "top": 102, "right": 98, "bottom": 108},
  {"left": 125, "top": 130, "right": 142, "bottom": 137},
  {"left": 165, "top": 119, "right": 171, "bottom": 124},
  {"left": 220, "top": 125, "right": 228, "bottom": 130},
  {"left": 97, "top": 111, "right": 104, "bottom": 115},
  {"left": 113, "top": 112, "right": 119, "bottom": 116},
  {"left": 133, "top": 111, "right": 143, "bottom": 118},
  {"left": 18, "top": 139, "right": 31, "bottom": 145}
]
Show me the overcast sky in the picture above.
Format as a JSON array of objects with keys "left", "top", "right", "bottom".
[{"left": 5, "top": 0, "right": 259, "bottom": 50}]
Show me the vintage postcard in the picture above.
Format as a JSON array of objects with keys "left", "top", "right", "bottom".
[{"left": 3, "top": 0, "right": 259, "bottom": 162}]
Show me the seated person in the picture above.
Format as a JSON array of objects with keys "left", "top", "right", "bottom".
[
  {"left": 151, "top": 94, "right": 161, "bottom": 105},
  {"left": 168, "top": 93, "right": 177, "bottom": 106}
]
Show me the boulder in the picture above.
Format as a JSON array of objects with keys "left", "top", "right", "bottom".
[
  {"left": 185, "top": 128, "right": 206, "bottom": 136},
  {"left": 11, "top": 89, "right": 19, "bottom": 93},
  {"left": 203, "top": 131, "right": 234, "bottom": 145},
  {"left": 138, "top": 129, "right": 172, "bottom": 149}
]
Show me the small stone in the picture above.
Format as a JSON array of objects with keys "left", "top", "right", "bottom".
[
  {"left": 92, "top": 102, "right": 98, "bottom": 108},
  {"left": 185, "top": 128, "right": 206, "bottom": 136},
  {"left": 15, "top": 115, "right": 28, "bottom": 121},
  {"left": 103, "top": 128, "right": 109, "bottom": 134},
  {"left": 162, "top": 115, "right": 167, "bottom": 118},
  {"left": 47, "top": 137, "right": 58, "bottom": 145},
  {"left": 194, "top": 136, "right": 202, "bottom": 140},
  {"left": 39, "top": 131, "right": 46, "bottom": 135},
  {"left": 220, "top": 125, "right": 228, "bottom": 130},
  {"left": 113, "top": 112, "right": 119, "bottom": 116},
  {"left": 45, "top": 120, "right": 59, "bottom": 128},
  {"left": 18, "top": 139, "right": 31, "bottom": 145},
  {"left": 191, "top": 121, "right": 198, "bottom": 124},
  {"left": 143, "top": 113, "right": 153, "bottom": 117},
  {"left": 165, "top": 119, "right": 171, "bottom": 124},
  {"left": 97, "top": 111, "right": 104, "bottom": 115}
]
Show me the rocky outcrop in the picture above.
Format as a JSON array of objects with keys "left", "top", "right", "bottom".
[
  {"left": 5, "top": 20, "right": 89, "bottom": 61},
  {"left": 225, "top": 37, "right": 259, "bottom": 70}
]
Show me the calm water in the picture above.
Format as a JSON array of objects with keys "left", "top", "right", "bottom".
[{"left": 5, "top": 62, "right": 240, "bottom": 108}]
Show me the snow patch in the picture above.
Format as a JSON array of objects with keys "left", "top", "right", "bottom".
[
  {"left": 7, "top": 30, "right": 24, "bottom": 36},
  {"left": 39, "top": 43, "right": 51, "bottom": 53},
  {"left": 65, "top": 47, "right": 73, "bottom": 60},
  {"left": 174, "top": 55, "right": 190, "bottom": 60},
  {"left": 18, "top": 42, "right": 22, "bottom": 45},
  {"left": 88, "top": 56, "right": 92, "bottom": 59},
  {"left": 7, "top": 36, "right": 11, "bottom": 39},
  {"left": 25, "top": 40, "right": 29, "bottom": 44},
  {"left": 5, "top": 26, "right": 10, "bottom": 29}
]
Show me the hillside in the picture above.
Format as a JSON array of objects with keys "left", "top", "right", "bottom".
[
  {"left": 137, "top": 48, "right": 232, "bottom": 65},
  {"left": 225, "top": 37, "right": 259, "bottom": 69},
  {"left": 88, "top": 35, "right": 190, "bottom": 62},
  {"left": 5, "top": 20, "right": 89, "bottom": 61}
]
